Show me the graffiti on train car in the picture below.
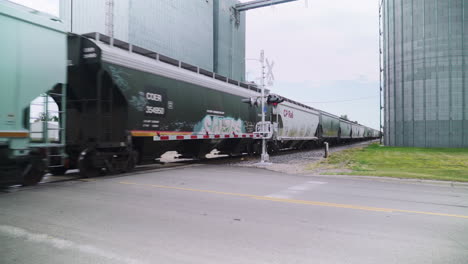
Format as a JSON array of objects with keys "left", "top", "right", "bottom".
[
  {"left": 108, "top": 65, "right": 131, "bottom": 92},
  {"left": 128, "top": 92, "right": 147, "bottom": 112},
  {"left": 194, "top": 115, "right": 245, "bottom": 135}
]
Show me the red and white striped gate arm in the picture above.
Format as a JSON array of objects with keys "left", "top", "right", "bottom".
[{"left": 153, "top": 133, "right": 263, "bottom": 141}]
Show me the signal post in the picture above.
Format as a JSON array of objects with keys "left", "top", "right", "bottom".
[{"left": 242, "top": 50, "right": 284, "bottom": 164}]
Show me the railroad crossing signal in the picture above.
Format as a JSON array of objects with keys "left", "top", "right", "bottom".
[
  {"left": 242, "top": 94, "right": 284, "bottom": 108},
  {"left": 267, "top": 94, "right": 284, "bottom": 106}
]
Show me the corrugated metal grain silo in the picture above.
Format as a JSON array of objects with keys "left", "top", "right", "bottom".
[
  {"left": 60, "top": 0, "right": 246, "bottom": 79},
  {"left": 60, "top": 0, "right": 126, "bottom": 40},
  {"left": 214, "top": 0, "right": 246, "bottom": 81},
  {"left": 60, "top": 0, "right": 214, "bottom": 71},
  {"left": 129, "top": 0, "right": 214, "bottom": 71},
  {"left": 382, "top": 0, "right": 468, "bottom": 147}
]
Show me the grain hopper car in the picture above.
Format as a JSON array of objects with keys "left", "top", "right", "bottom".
[{"left": 0, "top": 1, "right": 67, "bottom": 185}]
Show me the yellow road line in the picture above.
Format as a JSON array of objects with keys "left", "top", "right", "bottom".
[
  {"left": 120, "top": 181, "right": 258, "bottom": 198},
  {"left": 119, "top": 181, "right": 468, "bottom": 219},
  {"left": 255, "top": 196, "right": 394, "bottom": 213}
]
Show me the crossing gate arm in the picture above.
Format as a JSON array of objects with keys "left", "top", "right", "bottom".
[
  {"left": 153, "top": 133, "right": 263, "bottom": 141},
  {"left": 276, "top": 136, "right": 318, "bottom": 141}
]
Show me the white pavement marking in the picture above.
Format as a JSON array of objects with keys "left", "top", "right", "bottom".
[
  {"left": 266, "top": 181, "right": 327, "bottom": 199},
  {"left": 0, "top": 225, "right": 145, "bottom": 264}
]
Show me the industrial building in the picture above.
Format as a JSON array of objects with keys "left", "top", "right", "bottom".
[
  {"left": 382, "top": 0, "right": 468, "bottom": 148},
  {"left": 60, "top": 0, "right": 246, "bottom": 81}
]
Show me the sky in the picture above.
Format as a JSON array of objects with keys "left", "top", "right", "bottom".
[
  {"left": 9, "top": 0, "right": 381, "bottom": 129},
  {"left": 242, "top": 0, "right": 381, "bottom": 129}
]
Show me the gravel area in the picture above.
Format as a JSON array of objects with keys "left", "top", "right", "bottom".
[{"left": 231, "top": 140, "right": 379, "bottom": 175}]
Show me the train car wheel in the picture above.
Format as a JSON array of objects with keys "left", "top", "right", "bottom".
[
  {"left": 252, "top": 141, "right": 262, "bottom": 155},
  {"left": 22, "top": 158, "right": 45, "bottom": 186},
  {"left": 267, "top": 142, "right": 280, "bottom": 155},
  {"left": 124, "top": 151, "right": 138, "bottom": 172},
  {"left": 49, "top": 166, "right": 67, "bottom": 176},
  {"left": 78, "top": 150, "right": 100, "bottom": 178},
  {"left": 245, "top": 144, "right": 255, "bottom": 156}
]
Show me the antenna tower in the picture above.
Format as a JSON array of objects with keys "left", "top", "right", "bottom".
[{"left": 105, "top": 0, "right": 114, "bottom": 37}]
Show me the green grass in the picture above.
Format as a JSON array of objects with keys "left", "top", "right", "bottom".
[{"left": 309, "top": 143, "right": 468, "bottom": 182}]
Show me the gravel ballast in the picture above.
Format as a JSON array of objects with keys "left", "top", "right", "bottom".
[{"left": 231, "top": 140, "right": 378, "bottom": 175}]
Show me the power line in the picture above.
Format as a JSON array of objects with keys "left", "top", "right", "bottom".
[{"left": 301, "top": 95, "right": 379, "bottom": 104}]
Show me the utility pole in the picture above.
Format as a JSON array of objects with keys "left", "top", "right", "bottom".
[{"left": 378, "top": 0, "right": 384, "bottom": 145}]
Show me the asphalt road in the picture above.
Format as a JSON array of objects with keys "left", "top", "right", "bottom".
[{"left": 1, "top": 164, "right": 467, "bottom": 264}]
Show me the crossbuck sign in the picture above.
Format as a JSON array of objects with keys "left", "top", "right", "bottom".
[{"left": 266, "top": 58, "right": 275, "bottom": 86}]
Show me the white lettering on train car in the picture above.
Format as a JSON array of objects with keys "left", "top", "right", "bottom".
[
  {"left": 146, "top": 92, "right": 162, "bottom": 102},
  {"left": 283, "top": 109, "right": 294, "bottom": 119},
  {"left": 146, "top": 106, "right": 165, "bottom": 115}
]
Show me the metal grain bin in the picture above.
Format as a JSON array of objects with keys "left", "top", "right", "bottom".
[
  {"left": 214, "top": 0, "right": 246, "bottom": 81},
  {"left": 382, "top": 0, "right": 468, "bottom": 147},
  {"left": 129, "top": 0, "right": 214, "bottom": 71},
  {"left": 61, "top": 0, "right": 214, "bottom": 71}
]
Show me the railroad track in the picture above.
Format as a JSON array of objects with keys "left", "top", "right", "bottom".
[{"left": 0, "top": 140, "right": 376, "bottom": 193}]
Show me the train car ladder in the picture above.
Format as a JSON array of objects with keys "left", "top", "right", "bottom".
[{"left": 29, "top": 84, "right": 67, "bottom": 170}]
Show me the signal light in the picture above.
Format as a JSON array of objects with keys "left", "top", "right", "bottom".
[
  {"left": 267, "top": 94, "right": 284, "bottom": 106},
  {"left": 242, "top": 95, "right": 284, "bottom": 107}
]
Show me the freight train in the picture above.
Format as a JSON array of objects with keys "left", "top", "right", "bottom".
[{"left": 0, "top": 2, "right": 380, "bottom": 186}]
